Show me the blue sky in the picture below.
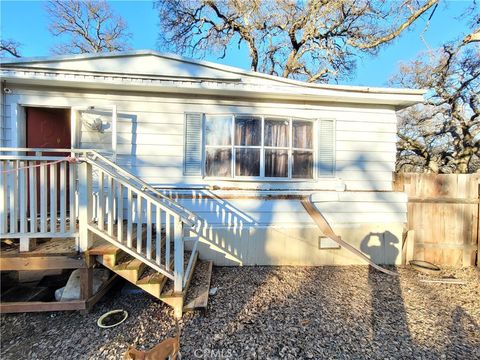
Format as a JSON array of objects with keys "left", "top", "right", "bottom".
[{"left": 0, "top": 0, "right": 474, "bottom": 86}]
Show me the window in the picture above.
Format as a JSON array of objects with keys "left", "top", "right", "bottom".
[
  {"left": 264, "top": 118, "right": 289, "bottom": 177},
  {"left": 292, "top": 121, "right": 314, "bottom": 178},
  {"left": 205, "top": 115, "right": 314, "bottom": 179},
  {"left": 205, "top": 115, "right": 232, "bottom": 177},
  {"left": 235, "top": 116, "right": 261, "bottom": 176}
]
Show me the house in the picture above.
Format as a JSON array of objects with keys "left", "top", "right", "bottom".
[{"left": 0, "top": 50, "right": 424, "bottom": 315}]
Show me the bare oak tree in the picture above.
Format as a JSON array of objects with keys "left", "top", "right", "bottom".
[
  {"left": 155, "top": 0, "right": 438, "bottom": 82},
  {"left": 392, "top": 40, "right": 480, "bottom": 174},
  {"left": 47, "top": 0, "right": 131, "bottom": 54},
  {"left": 0, "top": 39, "right": 22, "bottom": 58}
]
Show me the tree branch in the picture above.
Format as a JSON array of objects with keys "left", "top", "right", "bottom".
[{"left": 349, "top": 0, "right": 439, "bottom": 49}]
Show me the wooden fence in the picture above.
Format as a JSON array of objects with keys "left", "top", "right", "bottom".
[{"left": 394, "top": 173, "right": 480, "bottom": 267}]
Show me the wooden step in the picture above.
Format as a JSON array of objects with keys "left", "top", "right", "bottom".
[
  {"left": 134, "top": 252, "right": 175, "bottom": 298},
  {"left": 183, "top": 260, "right": 213, "bottom": 312},
  {"left": 136, "top": 272, "right": 170, "bottom": 298},
  {"left": 85, "top": 244, "right": 121, "bottom": 256},
  {"left": 86, "top": 244, "right": 121, "bottom": 268},
  {"left": 86, "top": 223, "right": 149, "bottom": 268},
  {"left": 160, "top": 251, "right": 198, "bottom": 309},
  {"left": 114, "top": 258, "right": 146, "bottom": 283}
]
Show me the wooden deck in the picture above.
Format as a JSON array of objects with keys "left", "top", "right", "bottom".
[
  {"left": 1, "top": 148, "right": 202, "bottom": 317},
  {"left": 1, "top": 237, "right": 77, "bottom": 257},
  {"left": 1, "top": 238, "right": 84, "bottom": 271},
  {"left": 0, "top": 237, "right": 116, "bottom": 314}
]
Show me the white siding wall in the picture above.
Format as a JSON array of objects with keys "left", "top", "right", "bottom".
[
  {"left": 3, "top": 87, "right": 406, "bottom": 265},
  {"left": 5, "top": 87, "right": 397, "bottom": 191},
  {"left": 171, "top": 190, "right": 406, "bottom": 265}
]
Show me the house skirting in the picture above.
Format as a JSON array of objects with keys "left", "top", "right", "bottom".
[{"left": 192, "top": 223, "right": 404, "bottom": 266}]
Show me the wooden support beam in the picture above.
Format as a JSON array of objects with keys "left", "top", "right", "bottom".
[
  {"left": 79, "top": 268, "right": 93, "bottom": 301},
  {"left": 405, "top": 230, "right": 415, "bottom": 264},
  {"left": 85, "top": 274, "right": 119, "bottom": 310},
  {"left": 160, "top": 293, "right": 184, "bottom": 319},
  {"left": 0, "top": 256, "right": 86, "bottom": 271},
  {"left": 0, "top": 300, "right": 86, "bottom": 313}
]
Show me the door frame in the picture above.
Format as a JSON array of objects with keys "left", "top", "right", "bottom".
[
  {"left": 11, "top": 103, "right": 72, "bottom": 150},
  {"left": 11, "top": 103, "right": 118, "bottom": 161}
]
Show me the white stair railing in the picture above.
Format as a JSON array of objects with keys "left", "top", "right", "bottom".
[
  {"left": 84, "top": 150, "right": 197, "bottom": 225},
  {"left": 80, "top": 157, "right": 183, "bottom": 281},
  {"left": 0, "top": 147, "right": 200, "bottom": 293}
]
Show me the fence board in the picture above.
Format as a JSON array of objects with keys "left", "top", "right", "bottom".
[{"left": 394, "top": 173, "right": 480, "bottom": 267}]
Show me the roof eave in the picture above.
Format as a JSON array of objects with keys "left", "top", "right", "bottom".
[
  {"left": 1, "top": 50, "right": 427, "bottom": 98},
  {"left": 1, "top": 72, "right": 424, "bottom": 108}
]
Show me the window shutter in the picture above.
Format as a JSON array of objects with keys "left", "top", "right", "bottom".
[
  {"left": 317, "top": 119, "right": 335, "bottom": 177},
  {"left": 184, "top": 113, "right": 203, "bottom": 176}
]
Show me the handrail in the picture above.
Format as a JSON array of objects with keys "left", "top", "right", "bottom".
[
  {"left": 83, "top": 156, "right": 185, "bottom": 221},
  {"left": 1, "top": 147, "right": 196, "bottom": 293},
  {"left": 84, "top": 150, "right": 197, "bottom": 225},
  {"left": 0, "top": 147, "right": 90, "bottom": 153},
  {"left": 0, "top": 147, "right": 197, "bottom": 226}
]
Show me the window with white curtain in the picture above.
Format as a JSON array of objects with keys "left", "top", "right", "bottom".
[
  {"left": 205, "top": 115, "right": 314, "bottom": 179},
  {"left": 205, "top": 115, "right": 232, "bottom": 177}
]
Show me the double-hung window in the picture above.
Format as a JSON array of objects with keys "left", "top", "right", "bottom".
[
  {"left": 205, "top": 114, "right": 314, "bottom": 179},
  {"left": 205, "top": 115, "right": 233, "bottom": 177}
]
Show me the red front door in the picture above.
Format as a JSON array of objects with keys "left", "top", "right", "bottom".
[
  {"left": 26, "top": 107, "right": 71, "bottom": 150},
  {"left": 26, "top": 107, "right": 72, "bottom": 218}
]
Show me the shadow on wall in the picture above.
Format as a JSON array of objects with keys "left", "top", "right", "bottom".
[
  {"left": 143, "top": 151, "right": 406, "bottom": 266},
  {"left": 168, "top": 188, "right": 259, "bottom": 265},
  {"left": 83, "top": 79, "right": 407, "bottom": 266},
  {"left": 360, "top": 231, "right": 399, "bottom": 265}
]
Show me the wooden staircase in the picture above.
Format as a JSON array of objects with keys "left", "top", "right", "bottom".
[
  {"left": 0, "top": 148, "right": 212, "bottom": 316},
  {"left": 86, "top": 241, "right": 211, "bottom": 317}
]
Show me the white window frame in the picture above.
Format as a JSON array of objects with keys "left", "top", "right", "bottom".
[{"left": 203, "top": 114, "right": 316, "bottom": 181}]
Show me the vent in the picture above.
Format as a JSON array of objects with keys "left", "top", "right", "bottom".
[{"left": 319, "top": 236, "right": 341, "bottom": 249}]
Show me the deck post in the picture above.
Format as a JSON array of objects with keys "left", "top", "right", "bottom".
[
  {"left": 78, "top": 161, "right": 93, "bottom": 252},
  {"left": 19, "top": 237, "right": 37, "bottom": 252},
  {"left": 174, "top": 218, "right": 184, "bottom": 294},
  {"left": 79, "top": 266, "right": 93, "bottom": 314}
]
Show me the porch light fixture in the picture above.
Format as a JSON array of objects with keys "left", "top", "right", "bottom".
[{"left": 81, "top": 112, "right": 104, "bottom": 133}]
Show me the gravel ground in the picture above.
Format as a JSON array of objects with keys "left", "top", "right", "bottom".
[{"left": 1, "top": 265, "right": 479, "bottom": 360}]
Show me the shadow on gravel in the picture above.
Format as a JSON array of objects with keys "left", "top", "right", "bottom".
[
  {"left": 361, "top": 231, "right": 418, "bottom": 358},
  {"left": 445, "top": 306, "right": 480, "bottom": 356},
  {"left": 2, "top": 266, "right": 479, "bottom": 359}
]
